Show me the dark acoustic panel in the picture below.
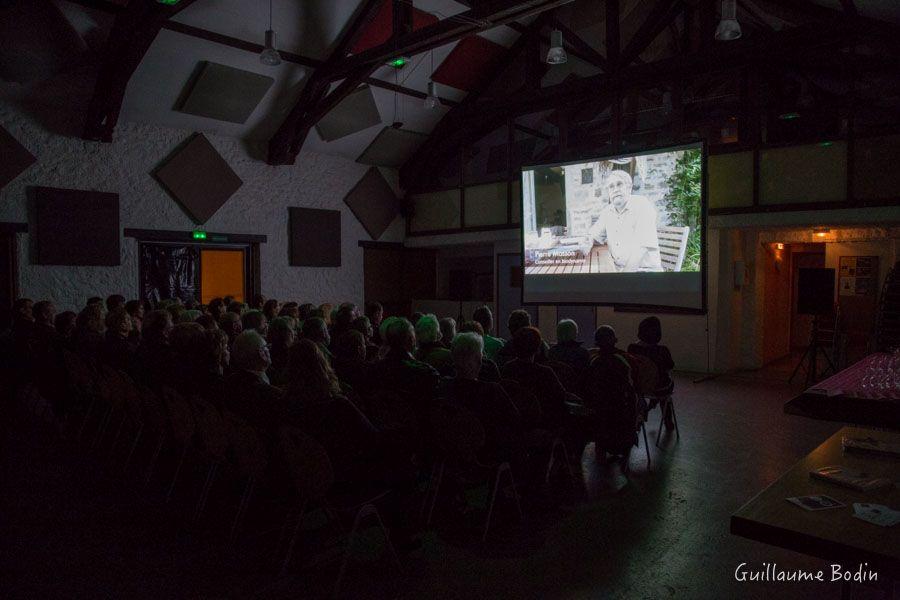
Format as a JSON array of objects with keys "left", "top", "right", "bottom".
[
  {"left": 34, "top": 187, "right": 120, "bottom": 266},
  {"left": 351, "top": 1, "right": 439, "bottom": 54},
  {"left": 315, "top": 86, "right": 381, "bottom": 142},
  {"left": 154, "top": 133, "right": 242, "bottom": 224},
  {"left": 0, "top": 1, "right": 86, "bottom": 83},
  {"left": 0, "top": 126, "right": 36, "bottom": 190},
  {"left": 178, "top": 62, "right": 274, "bottom": 124},
  {"left": 431, "top": 35, "right": 507, "bottom": 92},
  {"left": 344, "top": 167, "right": 400, "bottom": 240},
  {"left": 289, "top": 207, "right": 341, "bottom": 267},
  {"left": 356, "top": 127, "right": 427, "bottom": 168}
]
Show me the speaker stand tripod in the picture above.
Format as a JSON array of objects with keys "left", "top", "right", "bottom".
[{"left": 789, "top": 315, "right": 836, "bottom": 387}]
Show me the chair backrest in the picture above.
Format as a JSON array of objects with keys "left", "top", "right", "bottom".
[
  {"left": 628, "top": 354, "right": 659, "bottom": 395},
  {"left": 223, "top": 411, "right": 268, "bottom": 477},
  {"left": 429, "top": 402, "right": 485, "bottom": 464},
  {"left": 161, "top": 387, "right": 196, "bottom": 444},
  {"left": 277, "top": 427, "right": 334, "bottom": 503},
  {"left": 189, "top": 397, "right": 229, "bottom": 460},
  {"left": 657, "top": 225, "right": 690, "bottom": 272},
  {"left": 547, "top": 360, "right": 579, "bottom": 393},
  {"left": 499, "top": 378, "right": 543, "bottom": 427}
]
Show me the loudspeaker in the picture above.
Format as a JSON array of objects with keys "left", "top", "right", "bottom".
[
  {"left": 797, "top": 267, "right": 835, "bottom": 315},
  {"left": 448, "top": 269, "right": 474, "bottom": 301}
]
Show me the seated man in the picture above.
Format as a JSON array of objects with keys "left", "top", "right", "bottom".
[
  {"left": 374, "top": 317, "right": 440, "bottom": 401},
  {"left": 223, "top": 330, "right": 290, "bottom": 443},
  {"left": 548, "top": 318, "right": 591, "bottom": 372},
  {"left": 301, "top": 316, "right": 332, "bottom": 363},
  {"left": 472, "top": 305, "right": 505, "bottom": 363},
  {"left": 495, "top": 309, "right": 547, "bottom": 366},
  {"left": 587, "top": 170, "right": 663, "bottom": 273},
  {"left": 439, "top": 332, "right": 522, "bottom": 461},
  {"left": 457, "top": 320, "right": 501, "bottom": 382},
  {"left": 414, "top": 314, "right": 453, "bottom": 377},
  {"left": 500, "top": 326, "right": 568, "bottom": 428},
  {"left": 583, "top": 326, "right": 639, "bottom": 463},
  {"left": 627, "top": 316, "right": 675, "bottom": 429}
]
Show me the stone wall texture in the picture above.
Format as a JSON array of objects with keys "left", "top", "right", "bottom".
[{"left": 0, "top": 103, "right": 405, "bottom": 312}]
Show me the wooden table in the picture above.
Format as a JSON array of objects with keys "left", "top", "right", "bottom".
[
  {"left": 731, "top": 427, "right": 900, "bottom": 581},
  {"left": 784, "top": 354, "right": 900, "bottom": 430}
]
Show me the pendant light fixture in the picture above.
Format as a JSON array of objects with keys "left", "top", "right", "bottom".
[
  {"left": 546, "top": 28, "right": 567, "bottom": 65},
  {"left": 260, "top": 0, "right": 282, "bottom": 66},
  {"left": 715, "top": 0, "right": 742, "bottom": 41},
  {"left": 424, "top": 50, "right": 439, "bottom": 110}
]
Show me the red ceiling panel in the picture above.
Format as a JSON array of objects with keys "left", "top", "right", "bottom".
[
  {"left": 351, "top": 1, "right": 439, "bottom": 54},
  {"left": 431, "top": 34, "right": 507, "bottom": 92}
]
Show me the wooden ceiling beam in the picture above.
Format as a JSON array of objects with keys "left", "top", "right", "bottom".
[
  {"left": 549, "top": 17, "right": 608, "bottom": 71},
  {"left": 82, "top": 0, "right": 198, "bottom": 142},
  {"left": 617, "top": 0, "right": 684, "bottom": 68},
  {"left": 607, "top": 0, "right": 620, "bottom": 67}
]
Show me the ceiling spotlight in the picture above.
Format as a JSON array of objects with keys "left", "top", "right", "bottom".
[
  {"left": 546, "top": 29, "right": 567, "bottom": 65},
  {"left": 715, "top": 0, "right": 742, "bottom": 41},
  {"left": 813, "top": 227, "right": 831, "bottom": 238},
  {"left": 259, "top": 0, "right": 281, "bottom": 66},
  {"left": 424, "top": 81, "right": 439, "bottom": 110}
]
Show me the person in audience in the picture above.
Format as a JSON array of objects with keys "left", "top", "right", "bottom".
[
  {"left": 195, "top": 313, "right": 218, "bottom": 331},
  {"left": 583, "top": 325, "right": 639, "bottom": 464},
  {"left": 496, "top": 309, "right": 547, "bottom": 366},
  {"left": 241, "top": 309, "right": 268, "bottom": 336},
  {"left": 267, "top": 316, "right": 296, "bottom": 387},
  {"left": 350, "top": 316, "right": 379, "bottom": 361},
  {"left": 439, "top": 317, "right": 456, "bottom": 350},
  {"left": 227, "top": 300, "right": 246, "bottom": 315},
  {"left": 106, "top": 294, "right": 126, "bottom": 313},
  {"left": 29, "top": 301, "right": 59, "bottom": 367},
  {"left": 54, "top": 310, "right": 77, "bottom": 346},
  {"left": 414, "top": 314, "right": 453, "bottom": 376},
  {"left": 164, "top": 300, "right": 185, "bottom": 324},
  {"left": 74, "top": 304, "right": 106, "bottom": 362},
  {"left": 167, "top": 322, "right": 215, "bottom": 398},
  {"left": 125, "top": 300, "right": 144, "bottom": 335},
  {"left": 472, "top": 306, "right": 505, "bottom": 363},
  {"left": 365, "top": 301, "right": 384, "bottom": 345},
  {"left": 249, "top": 294, "right": 266, "bottom": 311},
  {"left": 101, "top": 308, "right": 136, "bottom": 372},
  {"left": 223, "top": 330, "right": 286, "bottom": 442},
  {"left": 207, "top": 297, "right": 226, "bottom": 320},
  {"left": 279, "top": 302, "right": 300, "bottom": 320},
  {"left": 297, "top": 303, "right": 315, "bottom": 322},
  {"left": 440, "top": 332, "right": 522, "bottom": 461},
  {"left": 184, "top": 298, "right": 199, "bottom": 311},
  {"left": 135, "top": 309, "right": 173, "bottom": 389},
  {"left": 333, "top": 329, "right": 377, "bottom": 398},
  {"left": 86, "top": 297, "right": 103, "bottom": 309},
  {"left": 283, "top": 339, "right": 378, "bottom": 478},
  {"left": 330, "top": 303, "right": 357, "bottom": 344},
  {"left": 263, "top": 298, "right": 280, "bottom": 322},
  {"left": 208, "top": 328, "right": 230, "bottom": 378},
  {"left": 178, "top": 309, "right": 202, "bottom": 324},
  {"left": 218, "top": 312, "right": 243, "bottom": 347},
  {"left": 457, "top": 320, "right": 502, "bottom": 382},
  {"left": 410, "top": 312, "right": 424, "bottom": 327},
  {"left": 628, "top": 316, "right": 676, "bottom": 429},
  {"left": 549, "top": 319, "right": 591, "bottom": 372},
  {"left": 319, "top": 303, "right": 334, "bottom": 326},
  {"left": 301, "top": 316, "right": 332, "bottom": 362},
  {"left": 500, "top": 326, "right": 568, "bottom": 427},
  {"left": 375, "top": 316, "right": 440, "bottom": 403}
]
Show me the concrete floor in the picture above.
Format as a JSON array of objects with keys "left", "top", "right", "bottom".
[{"left": 0, "top": 372, "right": 894, "bottom": 599}]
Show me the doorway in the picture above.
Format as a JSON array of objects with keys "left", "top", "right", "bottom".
[
  {"left": 139, "top": 242, "right": 251, "bottom": 307},
  {"left": 0, "top": 230, "right": 17, "bottom": 328}
]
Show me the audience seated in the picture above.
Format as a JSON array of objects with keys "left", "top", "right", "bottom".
[
  {"left": 54, "top": 310, "right": 77, "bottom": 347},
  {"left": 500, "top": 326, "right": 567, "bottom": 427},
  {"left": 207, "top": 297, "right": 226, "bottom": 320},
  {"left": 241, "top": 309, "right": 267, "bottom": 336},
  {"left": 439, "top": 317, "right": 456, "bottom": 349},
  {"left": 365, "top": 301, "right": 384, "bottom": 345},
  {"left": 333, "top": 330, "right": 377, "bottom": 398},
  {"left": 222, "top": 330, "right": 287, "bottom": 444},
  {"left": 457, "top": 320, "right": 502, "bottom": 382},
  {"left": 218, "top": 312, "right": 243, "bottom": 347},
  {"left": 168, "top": 322, "right": 224, "bottom": 403},
  {"left": 74, "top": 304, "right": 105, "bottom": 362},
  {"left": 549, "top": 319, "right": 591, "bottom": 372},
  {"left": 262, "top": 299, "right": 280, "bottom": 322},
  {"left": 472, "top": 305, "right": 506, "bottom": 363},
  {"left": 496, "top": 309, "right": 547, "bottom": 366},
  {"left": 102, "top": 308, "right": 137, "bottom": 373},
  {"left": 439, "top": 332, "right": 522, "bottom": 462},
  {"left": 582, "top": 326, "right": 639, "bottom": 463},
  {"left": 266, "top": 316, "right": 296, "bottom": 387},
  {"left": 279, "top": 301, "right": 299, "bottom": 320},
  {"left": 627, "top": 316, "right": 676, "bottom": 429},
  {"left": 135, "top": 309, "right": 173, "bottom": 390},
  {"left": 375, "top": 316, "right": 439, "bottom": 404},
  {"left": 414, "top": 314, "right": 453, "bottom": 376},
  {"left": 301, "top": 317, "right": 332, "bottom": 362},
  {"left": 350, "top": 316, "right": 379, "bottom": 360},
  {"left": 124, "top": 300, "right": 144, "bottom": 334},
  {"left": 106, "top": 294, "right": 126, "bottom": 313}
]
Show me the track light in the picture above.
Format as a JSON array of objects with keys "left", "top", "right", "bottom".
[
  {"left": 546, "top": 29, "right": 567, "bottom": 65},
  {"left": 259, "top": 0, "right": 281, "bottom": 66},
  {"left": 424, "top": 81, "right": 439, "bottom": 110},
  {"left": 715, "top": 0, "right": 742, "bottom": 41}
]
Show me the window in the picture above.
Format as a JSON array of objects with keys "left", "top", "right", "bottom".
[{"left": 581, "top": 167, "right": 593, "bottom": 184}]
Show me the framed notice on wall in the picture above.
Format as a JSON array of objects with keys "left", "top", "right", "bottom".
[{"left": 838, "top": 256, "right": 878, "bottom": 296}]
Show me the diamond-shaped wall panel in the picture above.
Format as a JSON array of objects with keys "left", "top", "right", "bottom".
[
  {"left": 178, "top": 62, "right": 274, "bottom": 124},
  {"left": 431, "top": 35, "right": 507, "bottom": 92},
  {"left": 344, "top": 167, "right": 400, "bottom": 240},
  {"left": 356, "top": 127, "right": 426, "bottom": 168},
  {"left": 0, "top": 126, "right": 36, "bottom": 190},
  {"left": 351, "top": 1, "right": 439, "bottom": 54},
  {"left": 154, "top": 134, "right": 242, "bottom": 224},
  {"left": 315, "top": 85, "right": 382, "bottom": 142}
]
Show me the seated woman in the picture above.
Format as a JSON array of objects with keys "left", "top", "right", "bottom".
[
  {"left": 500, "top": 326, "right": 568, "bottom": 429},
  {"left": 583, "top": 326, "right": 638, "bottom": 464},
  {"left": 101, "top": 308, "right": 137, "bottom": 373},
  {"left": 548, "top": 319, "right": 591, "bottom": 372},
  {"left": 332, "top": 329, "right": 378, "bottom": 399},
  {"left": 414, "top": 314, "right": 453, "bottom": 376},
  {"left": 267, "top": 316, "right": 296, "bottom": 387},
  {"left": 350, "top": 315, "right": 379, "bottom": 361},
  {"left": 627, "top": 316, "right": 675, "bottom": 429}
]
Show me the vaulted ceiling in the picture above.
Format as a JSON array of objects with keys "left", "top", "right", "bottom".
[{"left": 1, "top": 0, "right": 899, "bottom": 189}]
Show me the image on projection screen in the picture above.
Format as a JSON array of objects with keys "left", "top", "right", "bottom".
[{"left": 521, "top": 144, "right": 704, "bottom": 309}]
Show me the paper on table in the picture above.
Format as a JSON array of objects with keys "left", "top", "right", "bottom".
[{"left": 853, "top": 503, "right": 900, "bottom": 527}]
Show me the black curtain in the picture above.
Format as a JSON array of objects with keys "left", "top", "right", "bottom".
[{"left": 140, "top": 244, "right": 200, "bottom": 307}]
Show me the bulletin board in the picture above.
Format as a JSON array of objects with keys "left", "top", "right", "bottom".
[
  {"left": 838, "top": 256, "right": 878, "bottom": 297},
  {"left": 837, "top": 256, "right": 879, "bottom": 355}
]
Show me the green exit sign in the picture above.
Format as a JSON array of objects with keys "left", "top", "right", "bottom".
[
  {"left": 157, "top": 0, "right": 181, "bottom": 5},
  {"left": 192, "top": 230, "right": 207, "bottom": 240}
]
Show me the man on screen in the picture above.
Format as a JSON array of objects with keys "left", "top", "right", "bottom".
[{"left": 588, "top": 170, "right": 663, "bottom": 272}]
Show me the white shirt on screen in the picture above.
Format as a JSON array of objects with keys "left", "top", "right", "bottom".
[{"left": 588, "top": 195, "right": 663, "bottom": 272}]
